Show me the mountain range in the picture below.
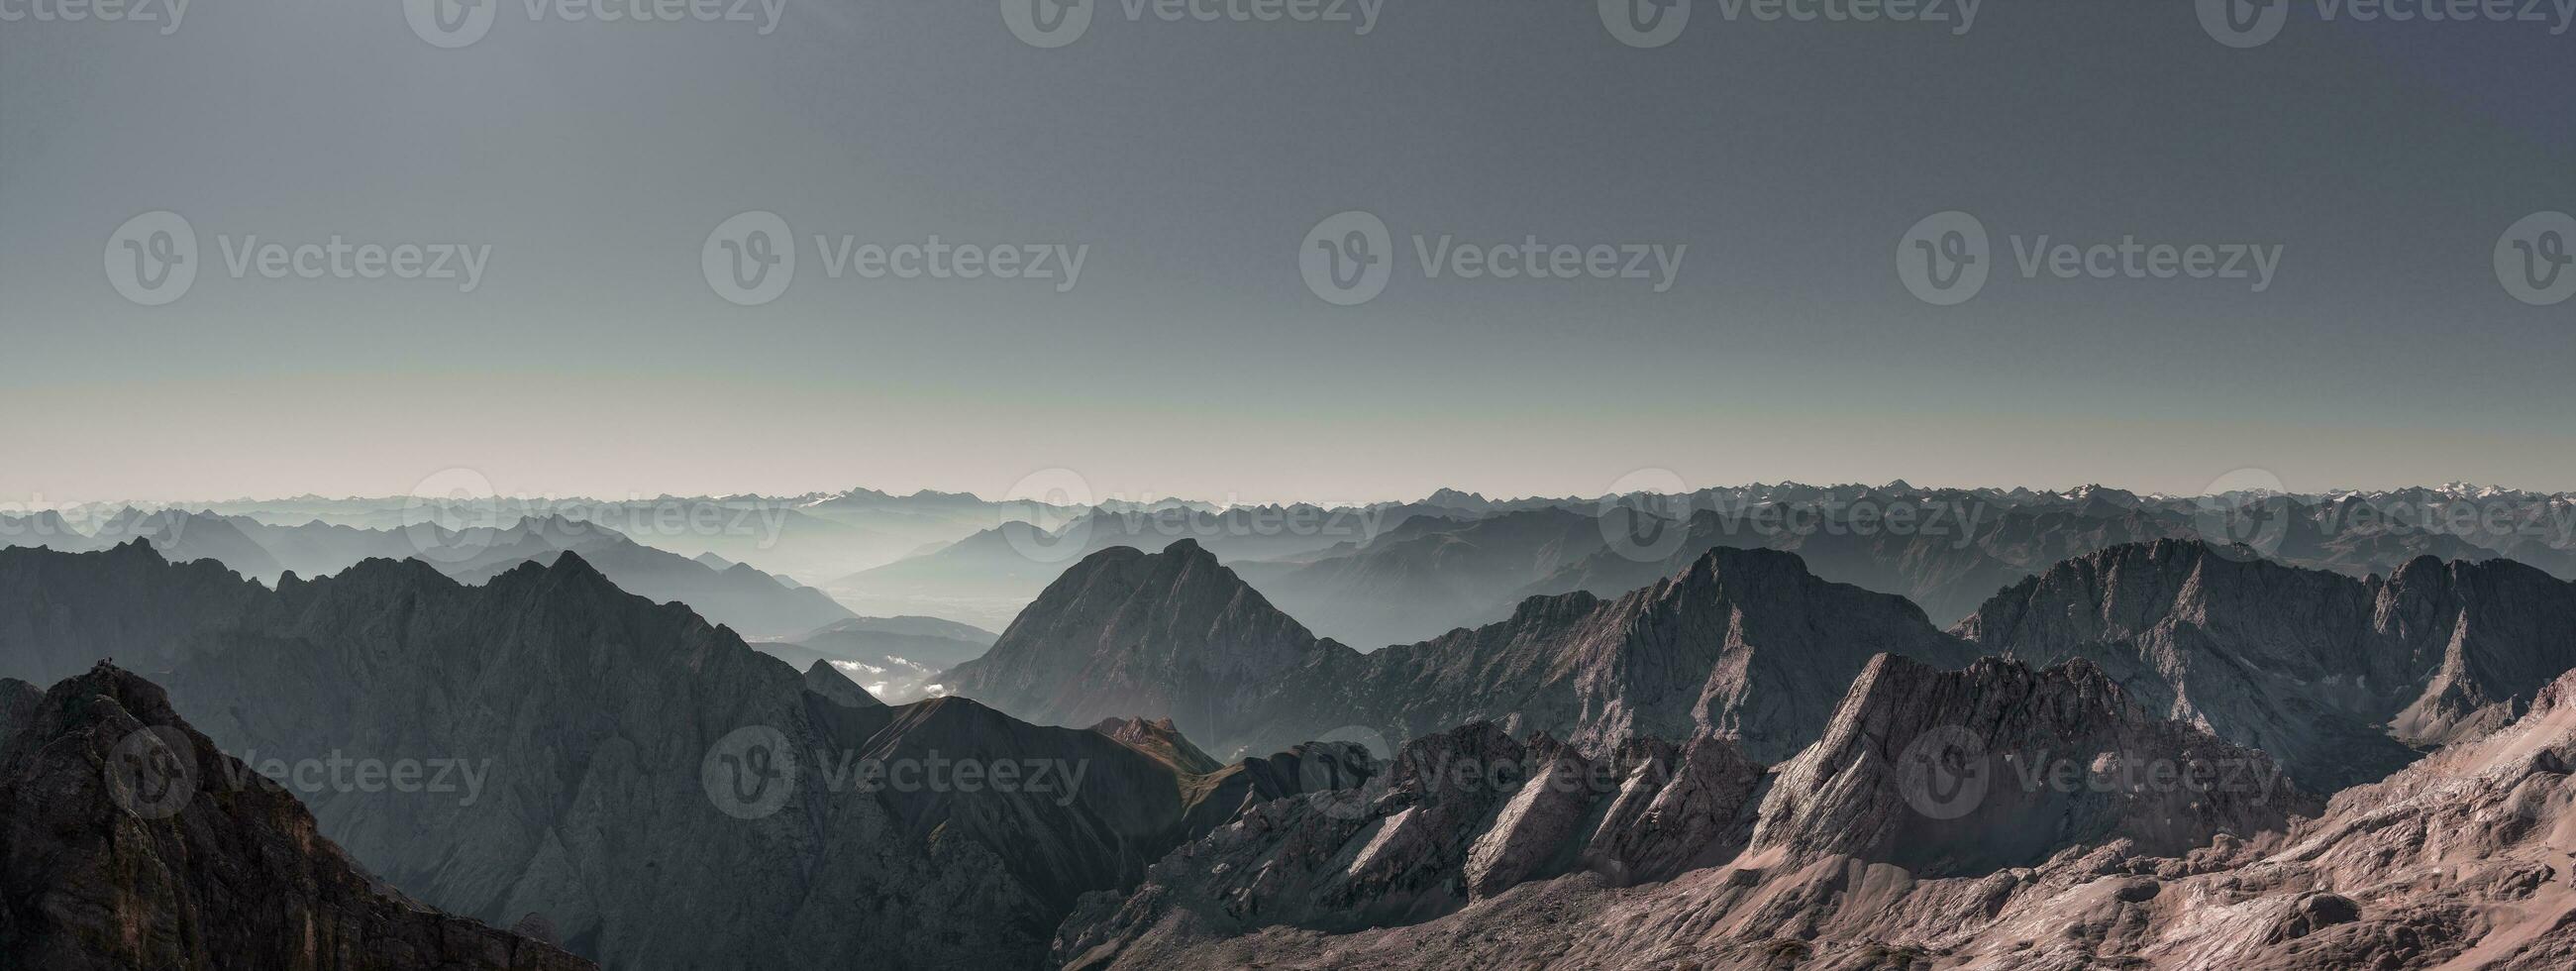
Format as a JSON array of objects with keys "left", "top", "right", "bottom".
[{"left": 12, "top": 482, "right": 2576, "bottom": 970}]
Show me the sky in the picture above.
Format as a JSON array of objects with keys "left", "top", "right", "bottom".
[{"left": 4, "top": 1, "right": 2574, "bottom": 505}]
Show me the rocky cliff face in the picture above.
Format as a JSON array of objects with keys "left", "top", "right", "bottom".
[
  {"left": 0, "top": 543, "right": 1360, "bottom": 971},
  {"left": 1056, "top": 723, "right": 1767, "bottom": 971},
  {"left": 0, "top": 663, "right": 591, "bottom": 971},
  {"left": 1959, "top": 539, "right": 2576, "bottom": 790},
  {"left": 1340, "top": 547, "right": 1981, "bottom": 763},
  {"left": 1057, "top": 654, "right": 2308, "bottom": 970},
  {"left": 1751, "top": 655, "right": 2306, "bottom": 876},
  {"left": 954, "top": 542, "right": 1976, "bottom": 765},
  {"left": 1062, "top": 662, "right": 2576, "bottom": 970}
]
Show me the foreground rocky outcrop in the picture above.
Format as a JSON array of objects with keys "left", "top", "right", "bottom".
[
  {"left": 1056, "top": 723, "right": 1769, "bottom": 971},
  {"left": 1055, "top": 654, "right": 2315, "bottom": 970},
  {"left": 0, "top": 663, "right": 591, "bottom": 971},
  {"left": 1960, "top": 539, "right": 2576, "bottom": 790},
  {"left": 0, "top": 543, "right": 1368, "bottom": 970},
  {"left": 951, "top": 540, "right": 1977, "bottom": 764}
]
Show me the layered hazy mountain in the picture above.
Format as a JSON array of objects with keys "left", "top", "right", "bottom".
[
  {"left": 752, "top": 614, "right": 999, "bottom": 703},
  {"left": 0, "top": 543, "right": 1364, "bottom": 970},
  {"left": 1, "top": 510, "right": 856, "bottom": 639},
  {"left": 11, "top": 482, "right": 2576, "bottom": 971},
  {"left": 947, "top": 538, "right": 1977, "bottom": 763}
]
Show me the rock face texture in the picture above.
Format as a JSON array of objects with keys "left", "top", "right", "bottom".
[
  {"left": 1056, "top": 655, "right": 2319, "bottom": 971},
  {"left": 1056, "top": 723, "right": 1769, "bottom": 971},
  {"left": 951, "top": 541, "right": 1977, "bottom": 764},
  {"left": 1959, "top": 539, "right": 2576, "bottom": 790},
  {"left": 1750, "top": 655, "right": 2307, "bottom": 876},
  {"left": 947, "top": 540, "right": 1341, "bottom": 753},
  {"left": 0, "top": 663, "right": 592, "bottom": 971},
  {"left": 0, "top": 543, "right": 1360, "bottom": 971}
]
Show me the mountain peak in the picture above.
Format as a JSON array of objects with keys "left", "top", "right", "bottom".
[{"left": 803, "top": 659, "right": 885, "bottom": 707}]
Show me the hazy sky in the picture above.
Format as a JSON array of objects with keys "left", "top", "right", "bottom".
[{"left": 4, "top": 1, "right": 2573, "bottom": 505}]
